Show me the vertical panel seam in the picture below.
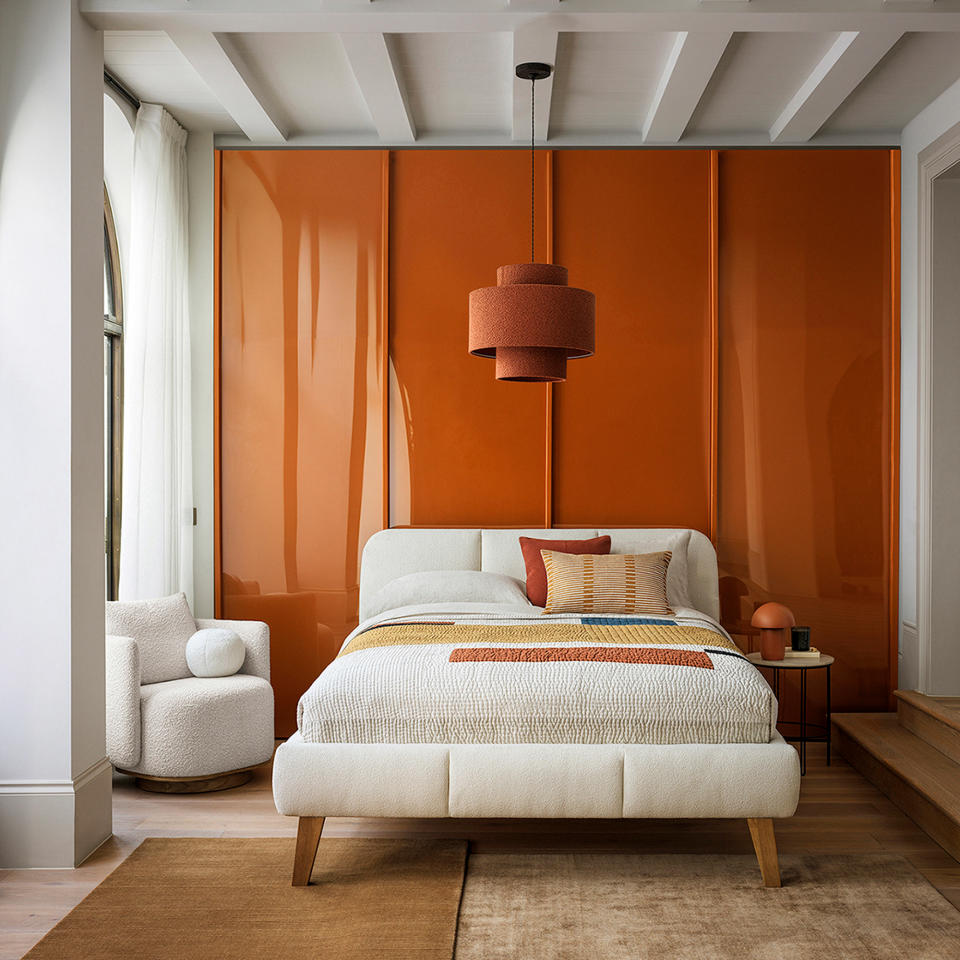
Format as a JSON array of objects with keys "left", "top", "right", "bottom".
[
  {"left": 889, "top": 148, "right": 901, "bottom": 706},
  {"left": 213, "top": 148, "right": 223, "bottom": 618},
  {"left": 382, "top": 150, "right": 391, "bottom": 531},
  {"left": 545, "top": 149, "right": 555, "bottom": 529},
  {"left": 708, "top": 150, "right": 720, "bottom": 546}
]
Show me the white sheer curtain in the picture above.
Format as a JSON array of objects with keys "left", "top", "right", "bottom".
[{"left": 119, "top": 103, "right": 193, "bottom": 604}]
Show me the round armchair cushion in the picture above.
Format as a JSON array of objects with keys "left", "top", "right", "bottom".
[
  {"left": 134, "top": 675, "right": 274, "bottom": 778},
  {"left": 186, "top": 628, "right": 245, "bottom": 678}
]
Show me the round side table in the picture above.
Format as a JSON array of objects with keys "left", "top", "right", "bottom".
[{"left": 747, "top": 652, "right": 834, "bottom": 776}]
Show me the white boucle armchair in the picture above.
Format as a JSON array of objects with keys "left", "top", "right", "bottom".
[{"left": 105, "top": 603, "right": 275, "bottom": 793}]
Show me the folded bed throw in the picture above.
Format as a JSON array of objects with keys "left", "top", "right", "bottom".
[{"left": 297, "top": 608, "right": 778, "bottom": 745}]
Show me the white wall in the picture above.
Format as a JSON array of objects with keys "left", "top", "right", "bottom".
[
  {"left": 899, "top": 76, "right": 960, "bottom": 691},
  {"left": 0, "top": 0, "right": 112, "bottom": 867},
  {"left": 188, "top": 132, "right": 216, "bottom": 618}
]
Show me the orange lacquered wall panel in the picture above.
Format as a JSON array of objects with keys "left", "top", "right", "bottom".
[
  {"left": 717, "top": 150, "right": 897, "bottom": 714},
  {"left": 388, "top": 150, "right": 551, "bottom": 526},
  {"left": 217, "top": 146, "right": 899, "bottom": 726},
  {"left": 219, "top": 151, "right": 386, "bottom": 735},
  {"left": 552, "top": 151, "right": 712, "bottom": 529}
]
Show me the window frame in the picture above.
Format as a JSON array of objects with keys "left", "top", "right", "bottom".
[{"left": 104, "top": 185, "right": 123, "bottom": 600}]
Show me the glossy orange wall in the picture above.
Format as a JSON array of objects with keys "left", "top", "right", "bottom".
[
  {"left": 217, "top": 147, "right": 899, "bottom": 727},
  {"left": 389, "top": 150, "right": 551, "bottom": 526},
  {"left": 716, "top": 150, "right": 897, "bottom": 714},
  {"left": 552, "top": 151, "right": 713, "bottom": 529},
  {"left": 218, "top": 150, "right": 386, "bottom": 734}
]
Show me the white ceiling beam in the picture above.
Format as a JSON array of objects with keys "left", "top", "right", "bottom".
[
  {"left": 340, "top": 33, "right": 416, "bottom": 143},
  {"left": 166, "top": 29, "right": 286, "bottom": 142},
  {"left": 81, "top": 1, "right": 960, "bottom": 34},
  {"left": 642, "top": 31, "right": 732, "bottom": 142},
  {"left": 508, "top": 0, "right": 561, "bottom": 9},
  {"left": 770, "top": 30, "right": 902, "bottom": 141},
  {"left": 512, "top": 22, "right": 558, "bottom": 142}
]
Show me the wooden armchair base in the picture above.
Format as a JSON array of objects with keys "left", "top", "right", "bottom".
[
  {"left": 116, "top": 764, "right": 258, "bottom": 794},
  {"left": 290, "top": 816, "right": 782, "bottom": 888}
]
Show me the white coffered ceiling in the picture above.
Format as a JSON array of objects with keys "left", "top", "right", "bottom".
[{"left": 86, "top": 0, "right": 960, "bottom": 147}]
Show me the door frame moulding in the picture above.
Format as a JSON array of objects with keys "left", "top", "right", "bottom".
[{"left": 916, "top": 119, "right": 960, "bottom": 694}]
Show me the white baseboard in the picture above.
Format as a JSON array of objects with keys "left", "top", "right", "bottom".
[{"left": 0, "top": 757, "right": 112, "bottom": 867}]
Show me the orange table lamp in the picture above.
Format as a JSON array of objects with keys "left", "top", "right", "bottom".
[{"left": 751, "top": 602, "right": 796, "bottom": 662}]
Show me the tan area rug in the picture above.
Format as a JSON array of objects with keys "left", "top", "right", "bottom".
[
  {"left": 24, "top": 838, "right": 467, "bottom": 960},
  {"left": 454, "top": 853, "right": 960, "bottom": 960}
]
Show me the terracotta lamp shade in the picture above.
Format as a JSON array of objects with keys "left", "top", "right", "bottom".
[
  {"left": 469, "top": 263, "right": 595, "bottom": 382},
  {"left": 751, "top": 602, "right": 796, "bottom": 662}
]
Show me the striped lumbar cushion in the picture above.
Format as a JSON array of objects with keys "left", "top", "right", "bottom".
[{"left": 540, "top": 550, "right": 675, "bottom": 616}]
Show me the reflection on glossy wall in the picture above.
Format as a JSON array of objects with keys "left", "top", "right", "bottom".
[
  {"left": 717, "top": 150, "right": 896, "bottom": 714},
  {"left": 219, "top": 151, "right": 386, "bottom": 734},
  {"left": 552, "top": 150, "right": 713, "bottom": 529},
  {"left": 218, "top": 147, "right": 898, "bottom": 730},
  {"left": 389, "top": 150, "right": 552, "bottom": 526}
]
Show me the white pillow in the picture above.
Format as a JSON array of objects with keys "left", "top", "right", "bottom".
[
  {"left": 186, "top": 628, "right": 246, "bottom": 678},
  {"left": 366, "top": 570, "right": 530, "bottom": 620},
  {"left": 664, "top": 530, "right": 693, "bottom": 610},
  {"left": 606, "top": 530, "right": 693, "bottom": 610},
  {"left": 106, "top": 592, "right": 197, "bottom": 685}
]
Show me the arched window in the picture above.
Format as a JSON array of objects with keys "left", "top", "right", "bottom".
[{"left": 104, "top": 186, "right": 123, "bottom": 600}]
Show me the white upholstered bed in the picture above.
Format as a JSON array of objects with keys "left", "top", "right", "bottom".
[{"left": 273, "top": 529, "right": 801, "bottom": 887}]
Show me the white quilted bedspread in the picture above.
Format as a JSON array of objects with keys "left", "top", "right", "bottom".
[{"left": 297, "top": 604, "right": 778, "bottom": 745}]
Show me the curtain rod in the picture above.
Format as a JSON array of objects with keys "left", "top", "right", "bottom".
[{"left": 104, "top": 70, "right": 140, "bottom": 112}]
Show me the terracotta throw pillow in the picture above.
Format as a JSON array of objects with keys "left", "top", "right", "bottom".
[
  {"left": 519, "top": 535, "right": 611, "bottom": 607},
  {"left": 540, "top": 549, "right": 675, "bottom": 616}
]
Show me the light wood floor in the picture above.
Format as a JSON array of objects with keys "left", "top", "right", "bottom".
[{"left": 3, "top": 742, "right": 960, "bottom": 959}]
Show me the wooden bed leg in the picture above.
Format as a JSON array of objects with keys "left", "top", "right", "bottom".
[
  {"left": 747, "top": 818, "right": 781, "bottom": 888},
  {"left": 292, "top": 816, "right": 324, "bottom": 887}
]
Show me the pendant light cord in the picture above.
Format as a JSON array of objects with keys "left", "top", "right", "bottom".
[{"left": 530, "top": 76, "right": 536, "bottom": 263}]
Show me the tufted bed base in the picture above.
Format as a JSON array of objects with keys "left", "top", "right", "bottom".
[
  {"left": 272, "top": 528, "right": 801, "bottom": 889},
  {"left": 274, "top": 732, "right": 800, "bottom": 887}
]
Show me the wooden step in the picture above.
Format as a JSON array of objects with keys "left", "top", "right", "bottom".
[
  {"left": 896, "top": 689, "right": 960, "bottom": 764},
  {"left": 832, "top": 712, "right": 960, "bottom": 862}
]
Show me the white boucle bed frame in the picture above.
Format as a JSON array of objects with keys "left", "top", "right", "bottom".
[{"left": 273, "top": 529, "right": 801, "bottom": 888}]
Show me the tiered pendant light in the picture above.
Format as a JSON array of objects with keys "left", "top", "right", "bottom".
[{"left": 468, "top": 62, "right": 596, "bottom": 382}]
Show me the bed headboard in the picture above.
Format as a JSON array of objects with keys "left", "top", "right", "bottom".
[{"left": 359, "top": 528, "right": 720, "bottom": 622}]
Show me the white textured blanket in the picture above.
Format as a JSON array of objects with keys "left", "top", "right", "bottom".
[{"left": 297, "top": 604, "right": 778, "bottom": 745}]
